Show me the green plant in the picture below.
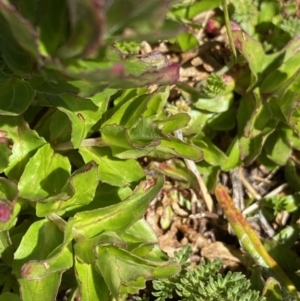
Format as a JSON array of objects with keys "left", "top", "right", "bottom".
[
  {"left": 0, "top": 1, "right": 199, "bottom": 300},
  {"left": 152, "top": 245, "right": 265, "bottom": 301},
  {"left": 174, "top": 2, "right": 300, "bottom": 195},
  {"left": 1, "top": 0, "right": 300, "bottom": 300}
]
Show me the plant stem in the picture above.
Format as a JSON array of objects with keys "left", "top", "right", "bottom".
[
  {"left": 174, "top": 129, "right": 214, "bottom": 212},
  {"left": 222, "top": 0, "right": 237, "bottom": 58}
]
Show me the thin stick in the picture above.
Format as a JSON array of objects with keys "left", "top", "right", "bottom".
[
  {"left": 222, "top": 0, "right": 237, "bottom": 58},
  {"left": 239, "top": 169, "right": 275, "bottom": 237},
  {"left": 242, "top": 183, "right": 289, "bottom": 216},
  {"left": 265, "top": 183, "right": 288, "bottom": 198},
  {"left": 174, "top": 130, "right": 214, "bottom": 212},
  {"left": 239, "top": 168, "right": 262, "bottom": 200},
  {"left": 230, "top": 168, "right": 244, "bottom": 210}
]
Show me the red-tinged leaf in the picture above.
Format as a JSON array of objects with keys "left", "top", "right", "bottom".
[
  {"left": 215, "top": 185, "right": 299, "bottom": 299},
  {"left": 54, "top": 49, "right": 180, "bottom": 89},
  {"left": 0, "top": 202, "right": 11, "bottom": 222}
]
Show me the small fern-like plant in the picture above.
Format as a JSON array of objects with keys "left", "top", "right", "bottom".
[
  {"left": 231, "top": 0, "right": 259, "bottom": 24},
  {"left": 152, "top": 245, "right": 266, "bottom": 301},
  {"left": 280, "top": 17, "right": 300, "bottom": 37},
  {"left": 202, "top": 73, "right": 226, "bottom": 97}
]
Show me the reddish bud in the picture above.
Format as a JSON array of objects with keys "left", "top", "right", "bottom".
[{"left": 205, "top": 19, "right": 221, "bottom": 36}]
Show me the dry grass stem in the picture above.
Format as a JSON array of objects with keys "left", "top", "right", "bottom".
[{"left": 174, "top": 130, "right": 214, "bottom": 212}]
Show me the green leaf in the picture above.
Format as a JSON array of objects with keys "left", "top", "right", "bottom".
[
  {"left": 0, "top": 1, "right": 39, "bottom": 59},
  {"left": 239, "top": 135, "right": 265, "bottom": 165},
  {"left": 171, "top": 0, "right": 221, "bottom": 19},
  {"left": 259, "top": 1, "right": 280, "bottom": 24},
  {"left": 0, "top": 77, "right": 35, "bottom": 115},
  {"left": 0, "top": 177, "right": 18, "bottom": 202},
  {"left": 207, "top": 109, "right": 236, "bottom": 131},
  {"left": 238, "top": 90, "right": 272, "bottom": 138},
  {"left": 18, "top": 144, "right": 71, "bottom": 200},
  {"left": 13, "top": 219, "right": 72, "bottom": 301},
  {"left": 74, "top": 231, "right": 126, "bottom": 264},
  {"left": 143, "top": 87, "right": 169, "bottom": 118},
  {"left": 79, "top": 146, "right": 144, "bottom": 187},
  {"left": 29, "top": 74, "right": 80, "bottom": 95},
  {"left": 0, "top": 131, "right": 12, "bottom": 172},
  {"left": 261, "top": 37, "right": 300, "bottom": 93},
  {"left": 192, "top": 135, "right": 227, "bottom": 166},
  {"left": 57, "top": 0, "right": 103, "bottom": 59},
  {"left": 102, "top": 94, "right": 150, "bottom": 128},
  {"left": 0, "top": 3, "right": 38, "bottom": 75},
  {"left": 196, "top": 161, "right": 219, "bottom": 192},
  {"left": 284, "top": 125, "right": 300, "bottom": 151},
  {"left": 264, "top": 129, "right": 292, "bottom": 166},
  {"left": 158, "top": 113, "right": 190, "bottom": 134},
  {"left": 232, "top": 27, "right": 266, "bottom": 88},
  {"left": 222, "top": 137, "right": 242, "bottom": 171},
  {"left": 101, "top": 124, "right": 160, "bottom": 159},
  {"left": 30, "top": 68, "right": 112, "bottom": 98},
  {"left": 13, "top": 220, "right": 64, "bottom": 274},
  {"left": 0, "top": 231, "right": 12, "bottom": 259},
  {"left": 93, "top": 184, "right": 132, "bottom": 208},
  {"left": 262, "top": 277, "right": 283, "bottom": 301},
  {"left": 104, "top": 0, "right": 174, "bottom": 39},
  {"left": 275, "top": 90, "right": 300, "bottom": 136},
  {"left": 113, "top": 88, "right": 148, "bottom": 107},
  {"left": 75, "top": 258, "right": 110, "bottom": 301},
  {"left": 18, "top": 274, "right": 62, "bottom": 301},
  {"left": 18, "top": 0, "right": 39, "bottom": 24},
  {"left": 182, "top": 108, "right": 214, "bottom": 136},
  {"left": 128, "top": 118, "right": 167, "bottom": 146},
  {"left": 35, "top": 109, "right": 72, "bottom": 145},
  {"left": 149, "top": 159, "right": 198, "bottom": 191},
  {"left": 176, "top": 32, "right": 199, "bottom": 51},
  {"left": 35, "top": 0, "right": 68, "bottom": 56},
  {"left": 0, "top": 293, "right": 21, "bottom": 301},
  {"left": 95, "top": 244, "right": 180, "bottom": 299},
  {"left": 285, "top": 159, "right": 300, "bottom": 192},
  {"left": 44, "top": 94, "right": 101, "bottom": 148},
  {"left": 154, "top": 137, "right": 203, "bottom": 161},
  {"left": 273, "top": 225, "right": 300, "bottom": 248},
  {"left": 121, "top": 219, "right": 158, "bottom": 244},
  {"left": 60, "top": 184, "right": 132, "bottom": 216},
  {"left": 263, "top": 240, "right": 300, "bottom": 273},
  {"left": 20, "top": 244, "right": 73, "bottom": 280},
  {"left": 193, "top": 93, "right": 233, "bottom": 113},
  {"left": 2, "top": 116, "right": 46, "bottom": 181},
  {"left": 70, "top": 174, "right": 164, "bottom": 238},
  {"left": 36, "top": 161, "right": 98, "bottom": 216}
]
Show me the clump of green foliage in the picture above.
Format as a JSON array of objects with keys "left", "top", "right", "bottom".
[
  {"left": 152, "top": 245, "right": 265, "bottom": 301},
  {"left": 1, "top": 0, "right": 300, "bottom": 300}
]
